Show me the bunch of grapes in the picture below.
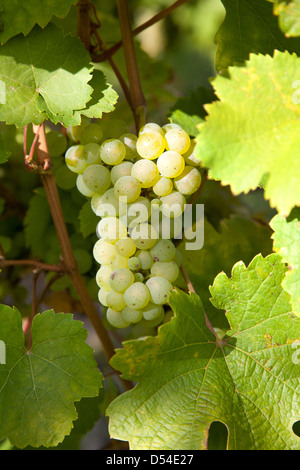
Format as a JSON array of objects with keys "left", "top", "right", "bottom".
[{"left": 64, "top": 119, "right": 202, "bottom": 329}]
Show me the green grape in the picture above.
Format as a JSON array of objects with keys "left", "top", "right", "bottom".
[
  {"left": 65, "top": 145, "right": 86, "bottom": 173},
  {"left": 82, "top": 143, "right": 102, "bottom": 165},
  {"left": 111, "top": 161, "right": 134, "bottom": 185},
  {"left": 128, "top": 256, "right": 142, "bottom": 271},
  {"left": 124, "top": 282, "right": 150, "bottom": 309},
  {"left": 109, "top": 268, "right": 135, "bottom": 293},
  {"left": 110, "top": 255, "right": 130, "bottom": 270},
  {"left": 101, "top": 118, "right": 129, "bottom": 139},
  {"left": 107, "top": 308, "right": 130, "bottom": 328},
  {"left": 100, "top": 139, "right": 126, "bottom": 165},
  {"left": 66, "top": 119, "right": 88, "bottom": 142},
  {"left": 136, "top": 249, "right": 154, "bottom": 270},
  {"left": 165, "top": 128, "right": 190, "bottom": 154},
  {"left": 55, "top": 165, "right": 77, "bottom": 190},
  {"left": 96, "top": 216, "right": 127, "bottom": 243},
  {"left": 146, "top": 276, "right": 173, "bottom": 305},
  {"left": 157, "top": 151, "right": 185, "bottom": 178},
  {"left": 150, "top": 260, "right": 179, "bottom": 283},
  {"left": 153, "top": 176, "right": 173, "bottom": 197},
  {"left": 174, "top": 166, "right": 201, "bottom": 195},
  {"left": 150, "top": 239, "right": 176, "bottom": 262},
  {"left": 80, "top": 123, "right": 103, "bottom": 145},
  {"left": 131, "top": 159, "right": 159, "bottom": 188},
  {"left": 140, "top": 309, "right": 164, "bottom": 328},
  {"left": 91, "top": 189, "right": 126, "bottom": 217},
  {"left": 76, "top": 174, "right": 95, "bottom": 197},
  {"left": 139, "top": 122, "right": 164, "bottom": 136},
  {"left": 93, "top": 239, "right": 117, "bottom": 265},
  {"left": 161, "top": 191, "right": 186, "bottom": 218},
  {"left": 46, "top": 130, "right": 67, "bottom": 157},
  {"left": 115, "top": 237, "right": 136, "bottom": 257},
  {"left": 106, "top": 290, "right": 126, "bottom": 311},
  {"left": 130, "top": 223, "right": 158, "bottom": 250},
  {"left": 183, "top": 139, "right": 201, "bottom": 166},
  {"left": 114, "top": 176, "right": 141, "bottom": 203},
  {"left": 136, "top": 130, "right": 166, "bottom": 160},
  {"left": 96, "top": 265, "right": 113, "bottom": 290},
  {"left": 121, "top": 306, "right": 143, "bottom": 324},
  {"left": 134, "top": 272, "right": 144, "bottom": 282},
  {"left": 162, "top": 123, "right": 182, "bottom": 133},
  {"left": 119, "top": 133, "right": 138, "bottom": 160},
  {"left": 151, "top": 198, "right": 162, "bottom": 210},
  {"left": 98, "top": 288, "right": 110, "bottom": 307},
  {"left": 125, "top": 197, "right": 151, "bottom": 228},
  {"left": 142, "top": 302, "right": 164, "bottom": 321},
  {"left": 83, "top": 164, "right": 111, "bottom": 194}
]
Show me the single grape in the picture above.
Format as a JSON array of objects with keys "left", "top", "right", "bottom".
[
  {"left": 111, "top": 161, "right": 134, "bottom": 185},
  {"left": 107, "top": 308, "right": 130, "bottom": 328},
  {"left": 46, "top": 130, "right": 67, "bottom": 157},
  {"left": 114, "top": 176, "right": 141, "bottom": 203},
  {"left": 157, "top": 151, "right": 185, "bottom": 178},
  {"left": 98, "top": 288, "right": 110, "bottom": 307},
  {"left": 82, "top": 143, "right": 102, "bottom": 165},
  {"left": 119, "top": 133, "right": 138, "bottom": 160},
  {"left": 80, "top": 123, "right": 103, "bottom": 145},
  {"left": 153, "top": 176, "right": 173, "bottom": 197},
  {"left": 115, "top": 237, "right": 136, "bottom": 258},
  {"left": 136, "top": 249, "right": 154, "bottom": 270},
  {"left": 130, "top": 223, "right": 158, "bottom": 250},
  {"left": 109, "top": 268, "right": 135, "bottom": 293},
  {"left": 65, "top": 145, "right": 86, "bottom": 173},
  {"left": 183, "top": 139, "right": 201, "bottom": 166},
  {"left": 106, "top": 290, "right": 126, "bottom": 311},
  {"left": 161, "top": 191, "right": 186, "bottom": 218},
  {"left": 150, "top": 260, "right": 179, "bottom": 283},
  {"left": 141, "top": 309, "right": 164, "bottom": 328},
  {"left": 124, "top": 197, "right": 151, "bottom": 228},
  {"left": 121, "top": 306, "right": 143, "bottom": 324},
  {"left": 174, "top": 166, "right": 201, "bottom": 195},
  {"left": 124, "top": 282, "right": 150, "bottom": 309},
  {"left": 142, "top": 302, "right": 164, "bottom": 321},
  {"left": 66, "top": 119, "right": 88, "bottom": 142},
  {"left": 82, "top": 164, "right": 111, "bottom": 193},
  {"left": 136, "top": 130, "right": 166, "bottom": 160},
  {"left": 139, "top": 123, "right": 164, "bottom": 136},
  {"left": 146, "top": 276, "right": 173, "bottom": 305},
  {"left": 164, "top": 128, "right": 190, "bottom": 154},
  {"left": 96, "top": 216, "right": 127, "bottom": 243},
  {"left": 128, "top": 256, "right": 142, "bottom": 271},
  {"left": 134, "top": 272, "right": 144, "bottom": 282},
  {"left": 76, "top": 174, "right": 95, "bottom": 197},
  {"left": 91, "top": 189, "right": 126, "bottom": 218},
  {"left": 96, "top": 265, "right": 113, "bottom": 290},
  {"left": 93, "top": 239, "right": 117, "bottom": 265},
  {"left": 150, "top": 239, "right": 176, "bottom": 262},
  {"left": 100, "top": 139, "right": 126, "bottom": 165},
  {"left": 131, "top": 159, "right": 159, "bottom": 188}
]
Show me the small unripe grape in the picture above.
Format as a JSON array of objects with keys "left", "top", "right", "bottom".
[
  {"left": 82, "top": 143, "right": 102, "bottom": 165},
  {"left": 80, "top": 123, "right": 103, "bottom": 145},
  {"left": 46, "top": 131, "right": 67, "bottom": 157},
  {"left": 107, "top": 308, "right": 130, "bottom": 328},
  {"left": 128, "top": 256, "right": 142, "bottom": 271}
]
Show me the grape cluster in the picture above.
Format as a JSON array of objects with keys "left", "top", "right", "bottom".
[{"left": 64, "top": 119, "right": 201, "bottom": 329}]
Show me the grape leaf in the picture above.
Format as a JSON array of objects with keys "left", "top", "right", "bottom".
[
  {"left": 0, "top": 24, "right": 93, "bottom": 127},
  {"left": 270, "top": 208, "right": 300, "bottom": 316},
  {"left": 0, "top": 305, "right": 103, "bottom": 448},
  {"left": 271, "top": 0, "right": 300, "bottom": 37},
  {"left": 216, "top": 0, "right": 300, "bottom": 70},
  {"left": 107, "top": 254, "right": 300, "bottom": 450},
  {"left": 178, "top": 216, "right": 273, "bottom": 328},
  {"left": 0, "top": 0, "right": 77, "bottom": 45},
  {"left": 195, "top": 50, "right": 300, "bottom": 216}
]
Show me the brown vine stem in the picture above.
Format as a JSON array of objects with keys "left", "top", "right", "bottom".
[
  {"left": 93, "top": 0, "right": 189, "bottom": 64},
  {"left": 32, "top": 124, "right": 133, "bottom": 391},
  {"left": 77, "top": 0, "right": 91, "bottom": 50},
  {"left": 0, "top": 258, "right": 64, "bottom": 273},
  {"left": 116, "top": 0, "right": 147, "bottom": 131}
]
